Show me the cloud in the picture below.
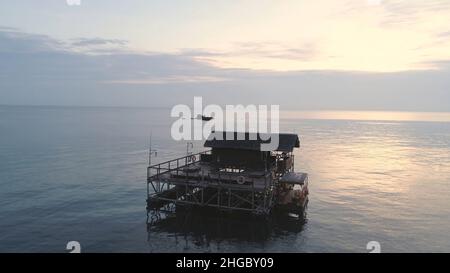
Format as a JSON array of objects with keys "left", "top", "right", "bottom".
[
  {"left": 376, "top": 0, "right": 450, "bottom": 26},
  {"left": 0, "top": 28, "right": 65, "bottom": 53},
  {"left": 69, "top": 37, "right": 131, "bottom": 55},
  {"left": 102, "top": 75, "right": 229, "bottom": 85},
  {"left": 184, "top": 42, "right": 317, "bottom": 61},
  {"left": 437, "top": 31, "right": 450, "bottom": 38},
  {"left": 0, "top": 26, "right": 19, "bottom": 31},
  {"left": 0, "top": 27, "right": 450, "bottom": 111},
  {"left": 71, "top": 38, "right": 128, "bottom": 47},
  {"left": 0, "top": 28, "right": 228, "bottom": 87},
  {"left": 230, "top": 42, "right": 317, "bottom": 60},
  {"left": 181, "top": 42, "right": 318, "bottom": 72}
]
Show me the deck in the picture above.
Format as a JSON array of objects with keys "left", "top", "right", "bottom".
[
  {"left": 145, "top": 132, "right": 308, "bottom": 219},
  {"left": 146, "top": 149, "right": 305, "bottom": 216},
  {"left": 149, "top": 161, "right": 274, "bottom": 191},
  {"left": 146, "top": 150, "right": 278, "bottom": 215}
]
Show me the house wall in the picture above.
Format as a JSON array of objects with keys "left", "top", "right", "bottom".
[{"left": 211, "top": 148, "right": 270, "bottom": 169}]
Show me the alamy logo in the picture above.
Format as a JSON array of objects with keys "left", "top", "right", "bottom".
[
  {"left": 66, "top": 0, "right": 81, "bottom": 6},
  {"left": 66, "top": 241, "right": 81, "bottom": 253},
  {"left": 366, "top": 241, "right": 381, "bottom": 253},
  {"left": 171, "top": 97, "right": 280, "bottom": 151}
]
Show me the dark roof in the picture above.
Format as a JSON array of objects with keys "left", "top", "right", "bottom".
[
  {"left": 204, "top": 131, "right": 300, "bottom": 152},
  {"left": 280, "top": 172, "right": 308, "bottom": 185}
]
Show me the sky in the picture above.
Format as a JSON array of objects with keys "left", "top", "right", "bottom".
[{"left": 1, "top": 0, "right": 450, "bottom": 111}]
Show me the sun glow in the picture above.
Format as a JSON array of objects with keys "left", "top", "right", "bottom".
[
  {"left": 281, "top": 111, "right": 450, "bottom": 122},
  {"left": 187, "top": 0, "right": 450, "bottom": 72}
]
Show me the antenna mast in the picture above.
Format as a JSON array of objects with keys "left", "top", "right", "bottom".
[{"left": 149, "top": 132, "right": 157, "bottom": 166}]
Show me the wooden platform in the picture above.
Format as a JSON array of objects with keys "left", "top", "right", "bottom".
[{"left": 149, "top": 161, "right": 275, "bottom": 191}]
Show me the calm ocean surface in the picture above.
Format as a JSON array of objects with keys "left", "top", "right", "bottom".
[{"left": 0, "top": 105, "right": 449, "bottom": 253}]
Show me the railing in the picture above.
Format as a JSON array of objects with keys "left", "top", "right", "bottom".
[
  {"left": 147, "top": 150, "right": 212, "bottom": 181},
  {"left": 147, "top": 150, "right": 294, "bottom": 193},
  {"left": 146, "top": 151, "right": 298, "bottom": 215}
]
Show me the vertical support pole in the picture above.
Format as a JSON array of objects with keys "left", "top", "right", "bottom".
[
  {"left": 218, "top": 185, "right": 221, "bottom": 208},
  {"left": 264, "top": 174, "right": 267, "bottom": 191},
  {"left": 147, "top": 167, "right": 150, "bottom": 191},
  {"left": 157, "top": 166, "right": 160, "bottom": 192},
  {"left": 201, "top": 187, "right": 204, "bottom": 205},
  {"left": 149, "top": 132, "right": 152, "bottom": 166},
  {"left": 217, "top": 171, "right": 221, "bottom": 208},
  {"left": 146, "top": 181, "right": 149, "bottom": 205},
  {"left": 252, "top": 183, "right": 255, "bottom": 210},
  {"left": 263, "top": 175, "right": 267, "bottom": 212},
  {"left": 292, "top": 152, "right": 295, "bottom": 172}
]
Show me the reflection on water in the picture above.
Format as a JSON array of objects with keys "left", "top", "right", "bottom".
[
  {"left": 146, "top": 208, "right": 307, "bottom": 251},
  {"left": 282, "top": 110, "right": 450, "bottom": 122},
  {"left": 1, "top": 106, "right": 450, "bottom": 252}
]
